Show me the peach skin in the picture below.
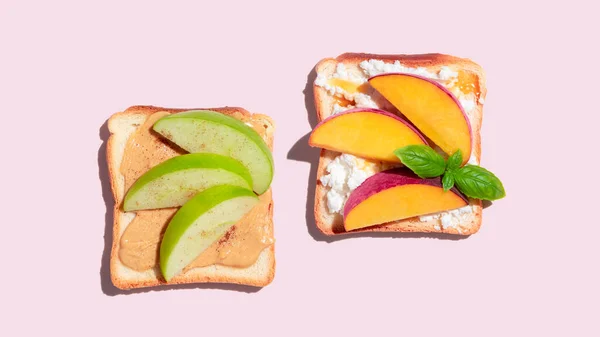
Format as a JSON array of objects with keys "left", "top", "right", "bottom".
[{"left": 343, "top": 168, "right": 468, "bottom": 231}]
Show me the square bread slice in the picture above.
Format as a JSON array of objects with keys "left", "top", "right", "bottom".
[
  {"left": 312, "top": 53, "right": 487, "bottom": 236},
  {"left": 106, "top": 105, "right": 275, "bottom": 290}
]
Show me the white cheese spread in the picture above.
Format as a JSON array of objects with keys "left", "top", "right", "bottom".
[
  {"left": 315, "top": 59, "right": 477, "bottom": 113},
  {"left": 353, "top": 93, "right": 379, "bottom": 109},
  {"left": 419, "top": 205, "right": 474, "bottom": 232},
  {"left": 438, "top": 66, "right": 459, "bottom": 80},
  {"left": 315, "top": 74, "right": 346, "bottom": 97},
  {"left": 319, "top": 154, "right": 395, "bottom": 214},
  {"left": 359, "top": 60, "right": 441, "bottom": 80},
  {"left": 459, "top": 97, "right": 476, "bottom": 113},
  {"left": 331, "top": 103, "right": 354, "bottom": 115},
  {"left": 333, "top": 63, "right": 367, "bottom": 83}
]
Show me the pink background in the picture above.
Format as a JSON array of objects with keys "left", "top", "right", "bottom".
[{"left": 1, "top": 0, "right": 598, "bottom": 336}]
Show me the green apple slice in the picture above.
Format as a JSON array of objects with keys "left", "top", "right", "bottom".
[
  {"left": 159, "top": 185, "right": 258, "bottom": 281},
  {"left": 153, "top": 110, "right": 274, "bottom": 194},
  {"left": 123, "top": 153, "right": 252, "bottom": 211}
]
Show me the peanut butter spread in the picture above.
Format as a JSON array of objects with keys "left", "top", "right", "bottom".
[{"left": 118, "top": 111, "right": 274, "bottom": 272}]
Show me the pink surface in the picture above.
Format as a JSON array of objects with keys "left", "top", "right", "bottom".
[{"left": 1, "top": 0, "right": 598, "bottom": 336}]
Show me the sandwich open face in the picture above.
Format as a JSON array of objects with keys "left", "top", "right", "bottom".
[
  {"left": 310, "top": 53, "right": 489, "bottom": 236},
  {"left": 107, "top": 105, "right": 275, "bottom": 290}
]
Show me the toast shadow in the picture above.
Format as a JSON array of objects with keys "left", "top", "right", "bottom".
[
  {"left": 287, "top": 67, "right": 468, "bottom": 243},
  {"left": 98, "top": 120, "right": 261, "bottom": 296}
]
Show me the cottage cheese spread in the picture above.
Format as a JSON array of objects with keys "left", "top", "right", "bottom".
[
  {"left": 419, "top": 205, "right": 474, "bottom": 233},
  {"left": 315, "top": 59, "right": 478, "bottom": 113},
  {"left": 332, "top": 103, "right": 354, "bottom": 115},
  {"left": 319, "top": 154, "right": 397, "bottom": 214},
  {"left": 360, "top": 59, "right": 441, "bottom": 80},
  {"left": 438, "top": 66, "right": 459, "bottom": 80},
  {"left": 317, "top": 59, "right": 482, "bottom": 226},
  {"left": 315, "top": 63, "right": 367, "bottom": 100},
  {"left": 353, "top": 93, "right": 379, "bottom": 108}
]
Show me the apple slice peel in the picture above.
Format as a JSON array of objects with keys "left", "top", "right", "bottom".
[
  {"left": 159, "top": 185, "right": 259, "bottom": 281},
  {"left": 153, "top": 110, "right": 274, "bottom": 194},
  {"left": 123, "top": 153, "right": 253, "bottom": 212}
]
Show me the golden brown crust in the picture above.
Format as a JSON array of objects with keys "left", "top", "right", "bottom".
[
  {"left": 336, "top": 52, "right": 479, "bottom": 68},
  {"left": 312, "top": 53, "right": 486, "bottom": 236},
  {"left": 107, "top": 105, "right": 275, "bottom": 290}
]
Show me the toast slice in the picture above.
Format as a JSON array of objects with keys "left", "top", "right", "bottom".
[
  {"left": 107, "top": 105, "right": 275, "bottom": 290},
  {"left": 312, "top": 53, "right": 487, "bottom": 236}
]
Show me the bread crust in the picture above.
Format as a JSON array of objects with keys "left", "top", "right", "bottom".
[
  {"left": 106, "top": 105, "right": 275, "bottom": 290},
  {"left": 312, "top": 53, "right": 486, "bottom": 236}
]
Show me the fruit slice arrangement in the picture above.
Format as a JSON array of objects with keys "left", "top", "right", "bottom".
[
  {"left": 310, "top": 72, "right": 505, "bottom": 231},
  {"left": 154, "top": 111, "right": 274, "bottom": 194},
  {"left": 123, "top": 110, "right": 274, "bottom": 281}
]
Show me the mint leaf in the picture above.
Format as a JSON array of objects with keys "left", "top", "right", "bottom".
[
  {"left": 446, "top": 149, "right": 463, "bottom": 172},
  {"left": 454, "top": 165, "right": 506, "bottom": 200},
  {"left": 394, "top": 145, "right": 446, "bottom": 178},
  {"left": 442, "top": 172, "right": 455, "bottom": 191}
]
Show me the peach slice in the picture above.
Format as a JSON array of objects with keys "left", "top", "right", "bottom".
[
  {"left": 368, "top": 73, "right": 472, "bottom": 165},
  {"left": 309, "top": 108, "right": 427, "bottom": 163},
  {"left": 343, "top": 168, "right": 468, "bottom": 231}
]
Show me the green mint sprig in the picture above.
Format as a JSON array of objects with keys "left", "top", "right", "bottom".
[{"left": 394, "top": 145, "right": 506, "bottom": 201}]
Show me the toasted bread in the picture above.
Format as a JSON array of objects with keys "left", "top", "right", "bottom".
[
  {"left": 312, "top": 53, "right": 487, "bottom": 236},
  {"left": 107, "top": 105, "right": 275, "bottom": 290}
]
